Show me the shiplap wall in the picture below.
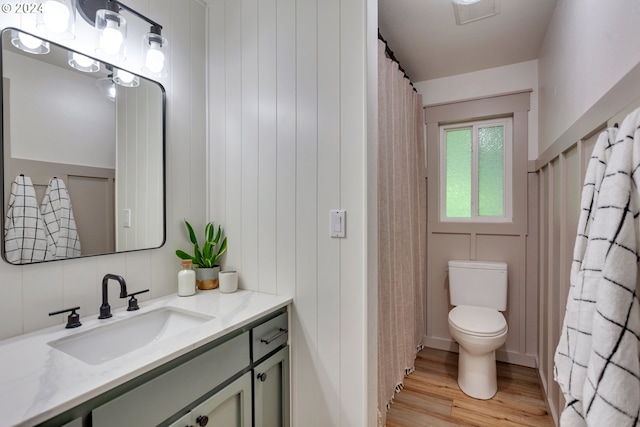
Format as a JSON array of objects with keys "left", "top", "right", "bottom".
[
  {"left": 0, "top": 0, "right": 207, "bottom": 339},
  {"left": 206, "top": 0, "right": 371, "bottom": 425},
  {"left": 116, "top": 80, "right": 164, "bottom": 251}
]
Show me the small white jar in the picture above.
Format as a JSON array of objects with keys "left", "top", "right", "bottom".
[
  {"left": 178, "top": 260, "right": 196, "bottom": 296},
  {"left": 219, "top": 270, "right": 238, "bottom": 293}
]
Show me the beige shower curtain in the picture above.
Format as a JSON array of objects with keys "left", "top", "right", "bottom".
[{"left": 377, "top": 40, "right": 426, "bottom": 425}]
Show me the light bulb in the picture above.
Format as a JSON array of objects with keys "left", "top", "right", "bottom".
[
  {"left": 117, "top": 69, "right": 134, "bottom": 84},
  {"left": 145, "top": 42, "right": 165, "bottom": 74},
  {"left": 96, "top": 77, "right": 116, "bottom": 101},
  {"left": 100, "top": 22, "right": 124, "bottom": 55},
  {"left": 43, "top": 0, "right": 70, "bottom": 34},
  {"left": 11, "top": 30, "right": 50, "bottom": 54},
  {"left": 18, "top": 33, "right": 43, "bottom": 50},
  {"left": 72, "top": 52, "right": 93, "bottom": 68}
]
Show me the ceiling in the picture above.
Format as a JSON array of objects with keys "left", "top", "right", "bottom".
[{"left": 378, "top": 0, "right": 558, "bottom": 82}]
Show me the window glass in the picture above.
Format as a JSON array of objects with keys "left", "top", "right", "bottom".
[
  {"left": 440, "top": 118, "right": 511, "bottom": 222},
  {"left": 445, "top": 128, "right": 471, "bottom": 218},
  {"left": 478, "top": 126, "right": 504, "bottom": 216}
]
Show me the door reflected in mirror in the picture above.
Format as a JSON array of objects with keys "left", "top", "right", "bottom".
[{"left": 1, "top": 28, "right": 165, "bottom": 265}]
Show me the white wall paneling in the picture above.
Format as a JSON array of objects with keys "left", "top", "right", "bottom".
[
  {"left": 535, "top": 130, "right": 600, "bottom": 425},
  {"left": 535, "top": 4, "right": 640, "bottom": 424},
  {"left": 0, "top": 0, "right": 208, "bottom": 339},
  {"left": 116, "top": 80, "right": 164, "bottom": 251},
  {"left": 206, "top": 0, "right": 369, "bottom": 425}
]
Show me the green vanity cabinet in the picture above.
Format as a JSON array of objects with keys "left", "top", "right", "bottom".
[
  {"left": 92, "top": 331, "right": 251, "bottom": 427},
  {"left": 191, "top": 372, "right": 252, "bottom": 426},
  {"left": 38, "top": 306, "right": 289, "bottom": 427},
  {"left": 251, "top": 311, "right": 290, "bottom": 427},
  {"left": 253, "top": 347, "right": 290, "bottom": 427},
  {"left": 169, "top": 372, "right": 253, "bottom": 427}
]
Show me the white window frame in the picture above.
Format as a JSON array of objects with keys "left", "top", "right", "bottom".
[{"left": 439, "top": 117, "right": 513, "bottom": 223}]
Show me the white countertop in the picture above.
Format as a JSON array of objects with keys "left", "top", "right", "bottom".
[{"left": 0, "top": 289, "right": 291, "bottom": 427}]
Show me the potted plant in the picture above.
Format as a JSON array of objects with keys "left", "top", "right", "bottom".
[{"left": 176, "top": 220, "right": 227, "bottom": 290}]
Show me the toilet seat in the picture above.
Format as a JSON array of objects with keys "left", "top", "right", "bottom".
[{"left": 449, "top": 305, "right": 507, "bottom": 337}]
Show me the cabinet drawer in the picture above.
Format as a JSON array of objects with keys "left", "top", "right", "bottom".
[
  {"left": 252, "top": 312, "right": 288, "bottom": 361},
  {"left": 92, "top": 332, "right": 250, "bottom": 427}
]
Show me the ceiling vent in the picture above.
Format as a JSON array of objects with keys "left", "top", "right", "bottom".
[{"left": 452, "top": 0, "right": 500, "bottom": 25}]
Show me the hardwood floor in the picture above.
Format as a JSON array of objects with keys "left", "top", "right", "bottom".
[{"left": 385, "top": 348, "right": 554, "bottom": 427}]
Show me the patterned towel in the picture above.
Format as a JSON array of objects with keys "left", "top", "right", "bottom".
[
  {"left": 3, "top": 175, "right": 50, "bottom": 263},
  {"left": 555, "top": 108, "right": 640, "bottom": 426},
  {"left": 40, "top": 177, "right": 81, "bottom": 260}
]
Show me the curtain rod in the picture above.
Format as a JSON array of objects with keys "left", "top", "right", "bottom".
[{"left": 378, "top": 30, "right": 417, "bottom": 93}]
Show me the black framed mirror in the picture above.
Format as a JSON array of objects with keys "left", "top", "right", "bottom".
[{"left": 1, "top": 28, "right": 165, "bottom": 265}]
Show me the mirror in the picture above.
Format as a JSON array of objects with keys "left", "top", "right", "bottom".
[{"left": 1, "top": 28, "right": 165, "bottom": 265}]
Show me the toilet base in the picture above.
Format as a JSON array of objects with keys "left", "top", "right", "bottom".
[{"left": 457, "top": 346, "right": 497, "bottom": 400}]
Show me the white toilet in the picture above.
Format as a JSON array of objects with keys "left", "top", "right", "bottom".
[{"left": 447, "top": 260, "right": 508, "bottom": 400}]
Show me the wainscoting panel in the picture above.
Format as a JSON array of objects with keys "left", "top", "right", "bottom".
[
  {"left": 535, "top": 127, "right": 601, "bottom": 425},
  {"left": 424, "top": 92, "right": 536, "bottom": 368}
]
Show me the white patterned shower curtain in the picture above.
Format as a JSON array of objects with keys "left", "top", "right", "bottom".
[{"left": 377, "top": 39, "right": 426, "bottom": 425}]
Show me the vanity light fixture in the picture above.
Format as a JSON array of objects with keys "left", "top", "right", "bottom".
[
  {"left": 96, "top": 75, "right": 116, "bottom": 101},
  {"left": 68, "top": 51, "right": 100, "bottom": 72},
  {"left": 142, "top": 25, "right": 167, "bottom": 78},
  {"left": 76, "top": 0, "right": 168, "bottom": 77},
  {"left": 94, "top": 1, "right": 126, "bottom": 59},
  {"left": 37, "top": 0, "right": 167, "bottom": 76},
  {"left": 113, "top": 67, "right": 139, "bottom": 87},
  {"left": 10, "top": 30, "right": 50, "bottom": 54},
  {"left": 36, "top": 0, "right": 76, "bottom": 40}
]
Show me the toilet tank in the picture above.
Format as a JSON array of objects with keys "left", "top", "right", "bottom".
[{"left": 448, "top": 260, "right": 508, "bottom": 311}]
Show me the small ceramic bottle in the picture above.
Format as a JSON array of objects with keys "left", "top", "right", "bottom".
[{"left": 178, "top": 260, "right": 196, "bottom": 296}]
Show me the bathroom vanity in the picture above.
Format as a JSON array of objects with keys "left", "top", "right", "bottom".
[{"left": 0, "top": 290, "right": 291, "bottom": 427}]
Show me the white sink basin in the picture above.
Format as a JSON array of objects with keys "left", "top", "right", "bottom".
[{"left": 48, "top": 307, "right": 214, "bottom": 365}]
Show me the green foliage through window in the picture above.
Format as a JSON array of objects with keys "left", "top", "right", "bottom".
[
  {"left": 441, "top": 119, "right": 510, "bottom": 221},
  {"left": 478, "top": 126, "right": 504, "bottom": 216},
  {"left": 445, "top": 128, "right": 471, "bottom": 218}
]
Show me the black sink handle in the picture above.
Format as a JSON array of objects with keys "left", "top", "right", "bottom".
[
  {"left": 127, "top": 289, "right": 150, "bottom": 311},
  {"left": 49, "top": 306, "right": 82, "bottom": 329}
]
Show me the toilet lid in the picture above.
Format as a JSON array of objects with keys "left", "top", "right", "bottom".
[{"left": 449, "top": 305, "right": 507, "bottom": 337}]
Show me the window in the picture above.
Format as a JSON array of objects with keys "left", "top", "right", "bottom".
[{"left": 440, "top": 118, "right": 512, "bottom": 222}]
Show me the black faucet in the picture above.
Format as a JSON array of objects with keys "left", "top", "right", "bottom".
[{"left": 99, "top": 274, "right": 128, "bottom": 319}]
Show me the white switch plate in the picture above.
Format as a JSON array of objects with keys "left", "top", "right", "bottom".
[
  {"left": 123, "top": 209, "right": 132, "bottom": 228},
  {"left": 330, "top": 210, "right": 346, "bottom": 238}
]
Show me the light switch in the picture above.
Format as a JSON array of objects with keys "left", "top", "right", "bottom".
[
  {"left": 330, "top": 210, "right": 346, "bottom": 238},
  {"left": 123, "top": 209, "right": 132, "bottom": 228}
]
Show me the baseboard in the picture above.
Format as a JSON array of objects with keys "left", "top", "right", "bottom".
[
  {"left": 537, "top": 364, "right": 559, "bottom": 427},
  {"left": 422, "top": 336, "right": 537, "bottom": 368},
  {"left": 423, "top": 336, "right": 458, "bottom": 352}
]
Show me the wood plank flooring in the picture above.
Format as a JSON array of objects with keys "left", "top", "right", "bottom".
[{"left": 385, "top": 347, "right": 554, "bottom": 427}]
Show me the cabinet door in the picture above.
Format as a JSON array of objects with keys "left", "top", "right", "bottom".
[
  {"left": 190, "top": 372, "right": 252, "bottom": 427},
  {"left": 61, "top": 418, "right": 82, "bottom": 427},
  {"left": 167, "top": 412, "right": 192, "bottom": 427},
  {"left": 92, "top": 333, "right": 249, "bottom": 427},
  {"left": 254, "top": 346, "right": 290, "bottom": 427}
]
